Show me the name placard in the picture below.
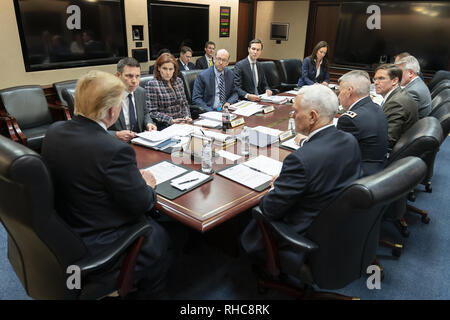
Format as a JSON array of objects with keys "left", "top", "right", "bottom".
[
  {"left": 231, "top": 117, "right": 245, "bottom": 128},
  {"left": 279, "top": 130, "right": 294, "bottom": 142},
  {"left": 263, "top": 105, "right": 275, "bottom": 114}
]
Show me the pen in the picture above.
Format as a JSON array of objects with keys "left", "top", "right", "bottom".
[{"left": 178, "top": 178, "right": 199, "bottom": 185}]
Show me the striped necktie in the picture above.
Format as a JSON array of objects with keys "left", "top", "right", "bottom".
[{"left": 219, "top": 73, "right": 226, "bottom": 105}]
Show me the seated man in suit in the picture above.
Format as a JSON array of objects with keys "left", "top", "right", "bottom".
[
  {"left": 396, "top": 55, "right": 432, "bottom": 118},
  {"left": 234, "top": 39, "right": 273, "bottom": 102},
  {"left": 374, "top": 64, "right": 419, "bottom": 148},
  {"left": 109, "top": 57, "right": 157, "bottom": 142},
  {"left": 394, "top": 52, "right": 424, "bottom": 81},
  {"left": 192, "top": 49, "right": 238, "bottom": 111},
  {"left": 195, "top": 41, "right": 215, "bottom": 69},
  {"left": 337, "top": 70, "right": 388, "bottom": 177},
  {"left": 241, "top": 85, "right": 361, "bottom": 272},
  {"left": 177, "top": 46, "right": 195, "bottom": 75},
  {"left": 42, "top": 70, "right": 170, "bottom": 299}
]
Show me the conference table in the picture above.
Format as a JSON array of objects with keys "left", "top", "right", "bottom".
[{"left": 134, "top": 95, "right": 296, "bottom": 233}]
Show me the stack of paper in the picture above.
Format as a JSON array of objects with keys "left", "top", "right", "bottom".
[
  {"left": 281, "top": 137, "right": 300, "bottom": 150},
  {"left": 258, "top": 94, "right": 289, "bottom": 104},
  {"left": 249, "top": 126, "right": 282, "bottom": 147},
  {"left": 193, "top": 127, "right": 235, "bottom": 143},
  {"left": 229, "top": 100, "right": 253, "bottom": 110},
  {"left": 194, "top": 118, "right": 222, "bottom": 128}
]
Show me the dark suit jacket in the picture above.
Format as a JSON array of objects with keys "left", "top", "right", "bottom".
[
  {"left": 177, "top": 58, "right": 195, "bottom": 75},
  {"left": 195, "top": 55, "right": 213, "bottom": 70},
  {"left": 109, "top": 86, "right": 155, "bottom": 135},
  {"left": 241, "top": 126, "right": 361, "bottom": 267},
  {"left": 192, "top": 66, "right": 238, "bottom": 111},
  {"left": 297, "top": 56, "right": 330, "bottom": 87},
  {"left": 337, "top": 96, "right": 388, "bottom": 177},
  {"left": 382, "top": 87, "right": 419, "bottom": 148},
  {"left": 41, "top": 116, "right": 168, "bottom": 276},
  {"left": 233, "top": 57, "right": 271, "bottom": 99}
]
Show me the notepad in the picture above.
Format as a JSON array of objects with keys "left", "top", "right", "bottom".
[
  {"left": 170, "top": 170, "right": 211, "bottom": 191},
  {"left": 143, "top": 161, "right": 188, "bottom": 185}
]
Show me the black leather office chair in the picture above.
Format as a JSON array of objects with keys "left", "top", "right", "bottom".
[
  {"left": 0, "top": 85, "right": 70, "bottom": 151},
  {"left": 252, "top": 157, "right": 426, "bottom": 299},
  {"left": 259, "top": 61, "right": 281, "bottom": 94},
  {"left": 180, "top": 69, "right": 205, "bottom": 119},
  {"left": 139, "top": 73, "right": 155, "bottom": 89},
  {"left": 53, "top": 80, "right": 77, "bottom": 107},
  {"left": 428, "top": 70, "right": 450, "bottom": 92},
  {"left": 431, "top": 89, "right": 450, "bottom": 111},
  {"left": 276, "top": 59, "right": 302, "bottom": 91},
  {"left": 431, "top": 80, "right": 450, "bottom": 99},
  {"left": 430, "top": 102, "right": 450, "bottom": 141},
  {"left": 383, "top": 117, "right": 443, "bottom": 240},
  {"left": 61, "top": 87, "right": 76, "bottom": 116},
  {"left": 0, "top": 136, "right": 152, "bottom": 299}
]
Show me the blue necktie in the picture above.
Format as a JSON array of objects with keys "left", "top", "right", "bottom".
[
  {"left": 128, "top": 93, "right": 137, "bottom": 132},
  {"left": 251, "top": 62, "right": 258, "bottom": 95},
  {"left": 219, "top": 73, "right": 226, "bottom": 106}
]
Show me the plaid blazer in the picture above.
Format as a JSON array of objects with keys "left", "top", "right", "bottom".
[{"left": 145, "top": 77, "right": 191, "bottom": 126}]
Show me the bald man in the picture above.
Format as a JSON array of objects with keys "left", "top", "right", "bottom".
[{"left": 192, "top": 49, "right": 238, "bottom": 111}]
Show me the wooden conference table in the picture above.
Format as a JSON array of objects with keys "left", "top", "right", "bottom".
[{"left": 133, "top": 96, "right": 295, "bottom": 233}]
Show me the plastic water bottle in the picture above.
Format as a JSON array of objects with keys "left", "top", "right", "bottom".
[
  {"left": 288, "top": 117, "right": 296, "bottom": 134},
  {"left": 222, "top": 106, "right": 231, "bottom": 131},
  {"left": 201, "top": 139, "right": 213, "bottom": 174},
  {"left": 241, "top": 126, "right": 250, "bottom": 157}
]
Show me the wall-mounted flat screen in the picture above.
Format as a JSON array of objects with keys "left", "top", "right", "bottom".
[
  {"left": 148, "top": 1, "right": 209, "bottom": 60},
  {"left": 334, "top": 2, "right": 450, "bottom": 71},
  {"left": 14, "top": 0, "right": 128, "bottom": 72},
  {"left": 270, "top": 23, "right": 289, "bottom": 41}
]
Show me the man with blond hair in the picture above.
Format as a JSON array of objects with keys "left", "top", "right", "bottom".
[{"left": 42, "top": 70, "right": 170, "bottom": 299}]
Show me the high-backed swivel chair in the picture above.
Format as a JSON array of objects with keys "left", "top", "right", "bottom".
[
  {"left": 139, "top": 73, "right": 155, "bottom": 89},
  {"left": 259, "top": 61, "right": 281, "bottom": 94},
  {"left": 431, "top": 80, "right": 450, "bottom": 99},
  {"left": 276, "top": 59, "right": 302, "bottom": 91},
  {"left": 53, "top": 80, "right": 77, "bottom": 107},
  {"left": 430, "top": 102, "right": 450, "bottom": 141},
  {"left": 383, "top": 117, "right": 443, "bottom": 241},
  {"left": 431, "top": 89, "right": 450, "bottom": 111},
  {"left": 0, "top": 86, "right": 70, "bottom": 151},
  {"left": 0, "top": 136, "right": 152, "bottom": 299},
  {"left": 252, "top": 157, "right": 426, "bottom": 299},
  {"left": 428, "top": 70, "right": 450, "bottom": 92},
  {"left": 180, "top": 69, "right": 205, "bottom": 120}
]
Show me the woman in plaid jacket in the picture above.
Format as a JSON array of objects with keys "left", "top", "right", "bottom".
[{"left": 146, "top": 53, "right": 192, "bottom": 129}]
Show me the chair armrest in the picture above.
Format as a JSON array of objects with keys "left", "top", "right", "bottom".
[
  {"left": 48, "top": 103, "right": 71, "bottom": 121},
  {"left": 0, "top": 114, "right": 19, "bottom": 143},
  {"left": 252, "top": 206, "right": 319, "bottom": 253},
  {"left": 189, "top": 104, "right": 205, "bottom": 120},
  {"left": 0, "top": 111, "right": 27, "bottom": 146},
  {"left": 75, "top": 220, "right": 152, "bottom": 276}
]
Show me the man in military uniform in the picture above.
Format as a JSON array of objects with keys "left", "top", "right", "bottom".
[
  {"left": 374, "top": 64, "right": 418, "bottom": 148},
  {"left": 337, "top": 70, "right": 389, "bottom": 176}
]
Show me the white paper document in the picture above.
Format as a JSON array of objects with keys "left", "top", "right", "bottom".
[
  {"left": 216, "top": 150, "right": 242, "bottom": 161},
  {"left": 244, "top": 155, "right": 283, "bottom": 177},
  {"left": 285, "top": 89, "right": 300, "bottom": 95},
  {"left": 193, "top": 127, "right": 235, "bottom": 143},
  {"left": 218, "top": 155, "right": 283, "bottom": 190},
  {"left": 232, "top": 103, "right": 263, "bottom": 117},
  {"left": 199, "top": 111, "right": 224, "bottom": 122},
  {"left": 281, "top": 137, "right": 300, "bottom": 150},
  {"left": 143, "top": 161, "right": 188, "bottom": 185},
  {"left": 229, "top": 100, "right": 254, "bottom": 110},
  {"left": 170, "top": 170, "right": 210, "bottom": 191},
  {"left": 194, "top": 118, "right": 222, "bottom": 128},
  {"left": 258, "top": 94, "right": 289, "bottom": 104}
]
